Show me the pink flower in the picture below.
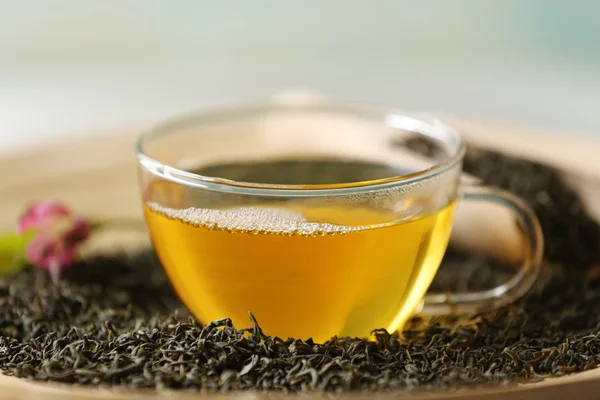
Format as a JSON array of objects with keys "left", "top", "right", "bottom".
[{"left": 17, "top": 201, "right": 90, "bottom": 282}]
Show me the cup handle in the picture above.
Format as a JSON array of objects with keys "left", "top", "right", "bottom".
[{"left": 421, "top": 184, "right": 544, "bottom": 315}]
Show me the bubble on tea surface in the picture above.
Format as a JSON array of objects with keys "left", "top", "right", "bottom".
[{"left": 147, "top": 202, "right": 373, "bottom": 235}]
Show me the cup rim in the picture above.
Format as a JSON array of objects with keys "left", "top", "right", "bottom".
[{"left": 136, "top": 100, "right": 466, "bottom": 196}]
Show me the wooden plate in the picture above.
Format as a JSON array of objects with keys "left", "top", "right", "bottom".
[{"left": 2, "top": 118, "right": 600, "bottom": 399}]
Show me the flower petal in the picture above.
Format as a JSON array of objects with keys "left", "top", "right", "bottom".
[
  {"left": 25, "top": 236, "right": 75, "bottom": 271},
  {"left": 64, "top": 218, "right": 91, "bottom": 244},
  {"left": 17, "top": 201, "right": 70, "bottom": 233}
]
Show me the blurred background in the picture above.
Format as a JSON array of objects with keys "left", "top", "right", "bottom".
[{"left": 1, "top": 0, "right": 599, "bottom": 154}]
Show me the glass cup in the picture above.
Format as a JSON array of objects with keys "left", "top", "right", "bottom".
[{"left": 136, "top": 100, "right": 543, "bottom": 342}]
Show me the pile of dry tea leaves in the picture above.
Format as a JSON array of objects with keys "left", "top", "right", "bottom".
[{"left": 1, "top": 145, "right": 600, "bottom": 392}]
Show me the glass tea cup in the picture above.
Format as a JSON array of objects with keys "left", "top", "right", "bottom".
[{"left": 136, "top": 100, "right": 543, "bottom": 342}]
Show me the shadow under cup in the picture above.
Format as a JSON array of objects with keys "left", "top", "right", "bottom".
[{"left": 137, "top": 102, "right": 543, "bottom": 342}]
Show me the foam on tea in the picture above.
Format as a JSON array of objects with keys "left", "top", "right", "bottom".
[
  {"left": 144, "top": 194, "right": 455, "bottom": 342},
  {"left": 146, "top": 204, "right": 371, "bottom": 236}
]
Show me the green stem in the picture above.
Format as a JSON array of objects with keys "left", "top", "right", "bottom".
[{"left": 90, "top": 218, "right": 147, "bottom": 232}]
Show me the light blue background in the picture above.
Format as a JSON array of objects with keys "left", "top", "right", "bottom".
[{"left": 1, "top": 1, "right": 599, "bottom": 152}]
